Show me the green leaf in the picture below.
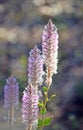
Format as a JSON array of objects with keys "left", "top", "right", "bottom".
[
  {"left": 43, "top": 117, "right": 52, "bottom": 126},
  {"left": 43, "top": 86, "right": 48, "bottom": 94},
  {"left": 49, "top": 94, "right": 56, "bottom": 101},
  {"left": 38, "top": 102, "right": 43, "bottom": 108},
  {"left": 40, "top": 107, "right": 47, "bottom": 115},
  {"left": 38, "top": 119, "right": 43, "bottom": 127}
]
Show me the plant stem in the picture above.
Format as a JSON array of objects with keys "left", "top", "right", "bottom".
[
  {"left": 44, "top": 84, "right": 50, "bottom": 107},
  {"left": 9, "top": 106, "right": 14, "bottom": 130},
  {"left": 26, "top": 123, "right": 32, "bottom": 130},
  {"left": 39, "top": 66, "right": 51, "bottom": 130},
  {"left": 45, "top": 66, "right": 51, "bottom": 105}
]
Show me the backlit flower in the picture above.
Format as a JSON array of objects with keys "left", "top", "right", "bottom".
[
  {"left": 28, "top": 45, "right": 43, "bottom": 88},
  {"left": 42, "top": 19, "right": 59, "bottom": 86},
  {"left": 4, "top": 75, "right": 19, "bottom": 109},
  {"left": 22, "top": 83, "right": 38, "bottom": 129}
]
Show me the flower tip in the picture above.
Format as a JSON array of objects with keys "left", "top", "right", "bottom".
[
  {"left": 33, "top": 45, "right": 38, "bottom": 52},
  {"left": 47, "top": 19, "right": 58, "bottom": 31},
  {"left": 47, "top": 19, "right": 54, "bottom": 27},
  {"left": 34, "top": 45, "right": 38, "bottom": 49},
  {"left": 48, "top": 19, "right": 53, "bottom": 24},
  {"left": 30, "top": 45, "right": 39, "bottom": 55}
]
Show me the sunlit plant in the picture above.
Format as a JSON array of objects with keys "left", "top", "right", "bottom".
[
  {"left": 28, "top": 45, "right": 44, "bottom": 89},
  {"left": 22, "top": 19, "right": 59, "bottom": 130},
  {"left": 4, "top": 19, "right": 59, "bottom": 130},
  {"left": 22, "top": 83, "right": 39, "bottom": 130}
]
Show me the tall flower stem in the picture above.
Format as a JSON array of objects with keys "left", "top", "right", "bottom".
[
  {"left": 26, "top": 123, "right": 32, "bottom": 130},
  {"left": 42, "top": 19, "right": 59, "bottom": 109},
  {"left": 9, "top": 106, "right": 14, "bottom": 130},
  {"left": 45, "top": 67, "right": 52, "bottom": 104}
]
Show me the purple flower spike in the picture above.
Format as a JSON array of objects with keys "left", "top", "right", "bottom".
[
  {"left": 42, "top": 19, "right": 59, "bottom": 86},
  {"left": 4, "top": 75, "right": 19, "bottom": 109},
  {"left": 22, "top": 84, "right": 38, "bottom": 129},
  {"left": 28, "top": 45, "right": 43, "bottom": 89}
]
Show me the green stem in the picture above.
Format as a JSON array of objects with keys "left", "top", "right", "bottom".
[
  {"left": 26, "top": 123, "right": 32, "bottom": 130},
  {"left": 44, "top": 85, "right": 50, "bottom": 106},
  {"left": 40, "top": 86, "right": 50, "bottom": 129}
]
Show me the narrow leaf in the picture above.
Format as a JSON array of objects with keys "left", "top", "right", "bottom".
[{"left": 44, "top": 117, "right": 52, "bottom": 126}]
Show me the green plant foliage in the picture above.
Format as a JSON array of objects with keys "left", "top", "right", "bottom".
[
  {"left": 38, "top": 117, "right": 52, "bottom": 128},
  {"left": 43, "top": 117, "right": 52, "bottom": 126},
  {"left": 38, "top": 102, "right": 43, "bottom": 108},
  {"left": 38, "top": 119, "right": 44, "bottom": 128},
  {"left": 40, "top": 107, "right": 47, "bottom": 115},
  {"left": 43, "top": 86, "right": 48, "bottom": 94},
  {"left": 49, "top": 94, "right": 56, "bottom": 101}
]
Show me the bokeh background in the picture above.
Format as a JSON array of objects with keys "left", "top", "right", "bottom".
[{"left": 0, "top": 0, "right": 83, "bottom": 130}]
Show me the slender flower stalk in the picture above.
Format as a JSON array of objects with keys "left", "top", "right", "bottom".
[
  {"left": 28, "top": 45, "right": 43, "bottom": 89},
  {"left": 4, "top": 75, "right": 19, "bottom": 129},
  {"left": 22, "top": 83, "right": 39, "bottom": 130},
  {"left": 42, "top": 19, "right": 59, "bottom": 87}
]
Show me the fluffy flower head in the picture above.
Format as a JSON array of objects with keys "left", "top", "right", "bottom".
[
  {"left": 28, "top": 45, "right": 43, "bottom": 88},
  {"left": 42, "top": 19, "right": 59, "bottom": 86},
  {"left": 22, "top": 83, "right": 38, "bottom": 128},
  {"left": 4, "top": 75, "right": 19, "bottom": 109}
]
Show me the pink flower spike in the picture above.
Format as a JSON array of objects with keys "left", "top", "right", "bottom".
[
  {"left": 42, "top": 19, "right": 59, "bottom": 86},
  {"left": 4, "top": 75, "right": 19, "bottom": 109},
  {"left": 28, "top": 45, "right": 43, "bottom": 89},
  {"left": 22, "top": 83, "right": 38, "bottom": 129}
]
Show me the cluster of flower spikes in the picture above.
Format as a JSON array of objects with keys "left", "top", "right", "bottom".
[
  {"left": 22, "top": 46, "right": 43, "bottom": 129},
  {"left": 22, "top": 19, "right": 59, "bottom": 129},
  {"left": 3, "top": 19, "right": 59, "bottom": 130},
  {"left": 4, "top": 75, "right": 19, "bottom": 109},
  {"left": 42, "top": 19, "right": 59, "bottom": 86}
]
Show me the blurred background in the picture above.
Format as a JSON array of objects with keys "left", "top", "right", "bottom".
[{"left": 0, "top": 0, "right": 83, "bottom": 130}]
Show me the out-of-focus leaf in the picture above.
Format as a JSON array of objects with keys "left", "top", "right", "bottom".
[{"left": 43, "top": 117, "right": 52, "bottom": 126}]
